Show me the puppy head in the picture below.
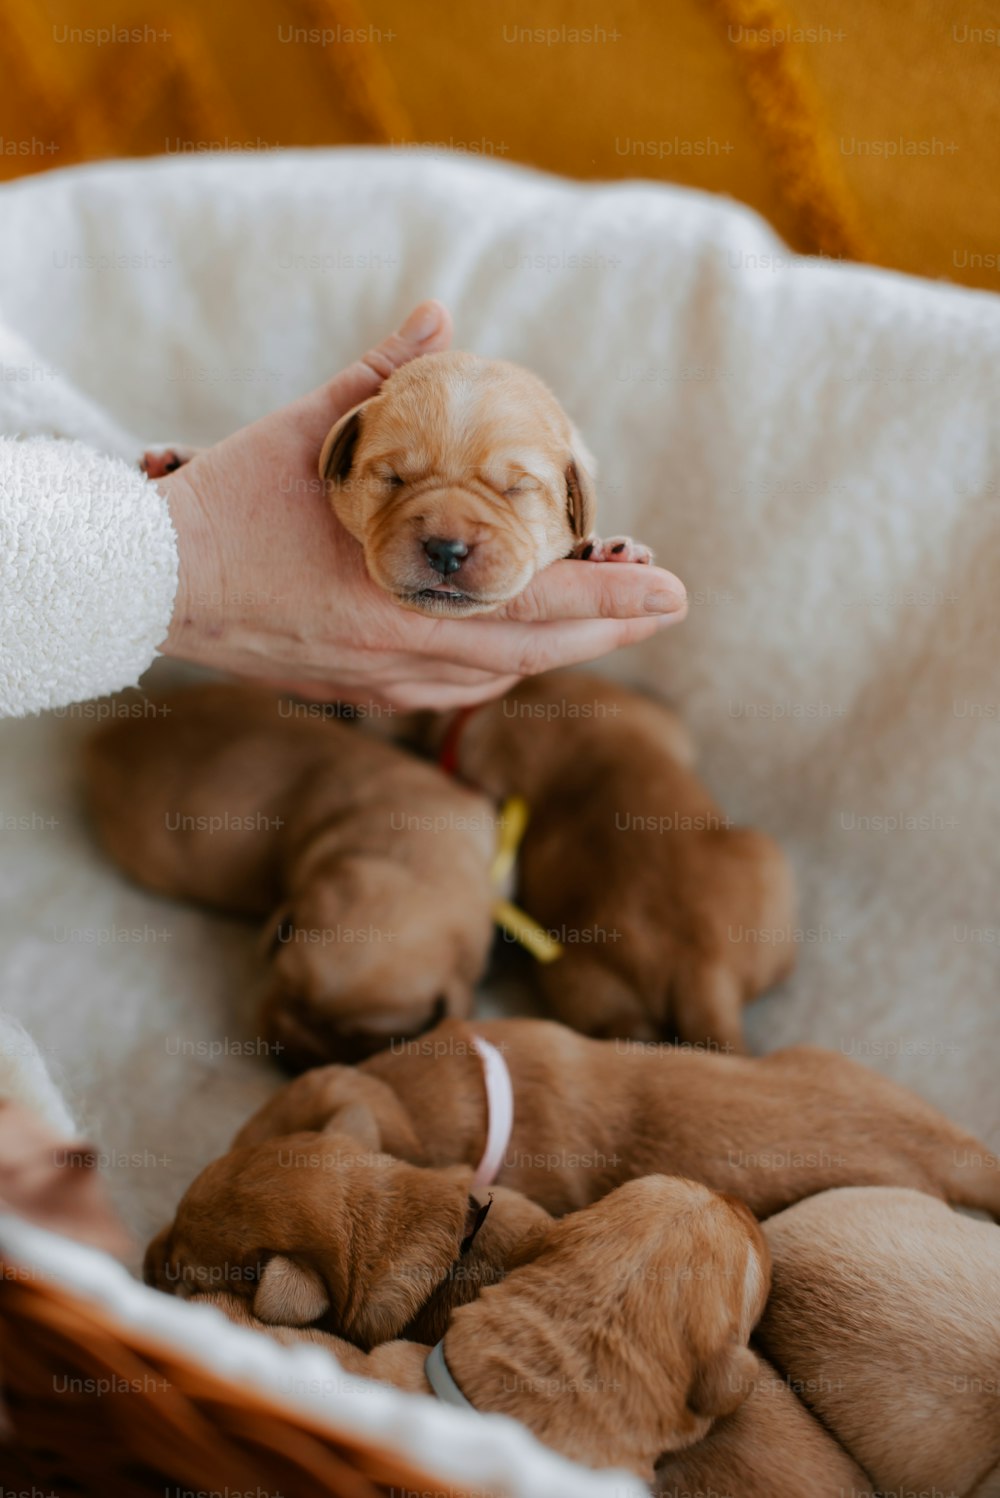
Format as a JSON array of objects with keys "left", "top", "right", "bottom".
[
  {"left": 446, "top": 1176, "right": 770, "bottom": 1480},
  {"left": 230, "top": 1065, "right": 555, "bottom": 1341},
  {"left": 320, "top": 351, "right": 596, "bottom": 616},
  {"left": 143, "top": 1129, "right": 483, "bottom": 1349},
  {"left": 257, "top": 855, "right": 492, "bottom": 1068}
]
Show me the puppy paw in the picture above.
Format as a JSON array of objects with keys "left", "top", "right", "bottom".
[
  {"left": 140, "top": 448, "right": 195, "bottom": 478},
  {"left": 573, "top": 535, "right": 653, "bottom": 565}
]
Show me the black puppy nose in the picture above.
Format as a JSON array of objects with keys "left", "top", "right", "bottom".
[{"left": 423, "top": 537, "right": 469, "bottom": 576}]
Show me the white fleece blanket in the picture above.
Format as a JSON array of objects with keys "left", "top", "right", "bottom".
[{"left": 0, "top": 148, "right": 998, "bottom": 1494}]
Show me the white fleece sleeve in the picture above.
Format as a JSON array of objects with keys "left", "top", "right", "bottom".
[{"left": 0, "top": 436, "right": 178, "bottom": 717}]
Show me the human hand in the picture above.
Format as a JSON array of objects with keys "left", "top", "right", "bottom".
[
  {"left": 0, "top": 1101, "right": 130, "bottom": 1258},
  {"left": 158, "top": 301, "right": 687, "bottom": 711}
]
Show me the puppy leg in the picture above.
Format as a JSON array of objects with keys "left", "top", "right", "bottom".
[
  {"left": 537, "top": 952, "right": 660, "bottom": 1042},
  {"left": 671, "top": 961, "right": 747, "bottom": 1055},
  {"left": 572, "top": 535, "right": 654, "bottom": 564},
  {"left": 140, "top": 446, "right": 201, "bottom": 477}
]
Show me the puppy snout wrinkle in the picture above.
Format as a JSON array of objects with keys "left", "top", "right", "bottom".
[{"left": 424, "top": 536, "right": 470, "bottom": 576}]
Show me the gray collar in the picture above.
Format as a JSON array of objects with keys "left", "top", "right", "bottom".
[{"left": 424, "top": 1338, "right": 476, "bottom": 1412}]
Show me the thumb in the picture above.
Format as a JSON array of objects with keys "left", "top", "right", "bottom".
[{"left": 295, "top": 300, "right": 453, "bottom": 444}]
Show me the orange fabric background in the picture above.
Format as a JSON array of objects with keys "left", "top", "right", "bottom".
[{"left": 1, "top": 0, "right": 997, "bottom": 289}]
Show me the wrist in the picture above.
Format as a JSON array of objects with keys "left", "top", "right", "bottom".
[{"left": 156, "top": 468, "right": 219, "bottom": 663}]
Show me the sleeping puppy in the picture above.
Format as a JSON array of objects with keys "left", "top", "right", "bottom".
[
  {"left": 757, "top": 1187, "right": 1000, "bottom": 1498},
  {"left": 85, "top": 685, "right": 496, "bottom": 1066},
  {"left": 420, "top": 668, "right": 796, "bottom": 1052},
  {"left": 145, "top": 1137, "right": 553, "bottom": 1349},
  {"left": 318, "top": 351, "right": 651, "bottom": 615},
  {"left": 146, "top": 1016, "right": 1000, "bottom": 1343},
  {"left": 233, "top": 1018, "right": 1000, "bottom": 1218},
  {"left": 199, "top": 1176, "right": 770, "bottom": 1482}
]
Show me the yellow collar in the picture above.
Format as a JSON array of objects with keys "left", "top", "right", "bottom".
[{"left": 491, "top": 796, "right": 563, "bottom": 964}]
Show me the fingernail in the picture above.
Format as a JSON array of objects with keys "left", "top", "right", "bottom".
[
  {"left": 644, "top": 589, "right": 685, "bottom": 614},
  {"left": 398, "top": 301, "right": 444, "bottom": 345}
]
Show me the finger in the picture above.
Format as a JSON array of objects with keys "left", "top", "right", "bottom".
[
  {"left": 497, "top": 559, "right": 687, "bottom": 624},
  {"left": 294, "top": 301, "right": 453, "bottom": 446},
  {"left": 414, "top": 608, "right": 680, "bottom": 677},
  {"left": 504, "top": 614, "right": 676, "bottom": 676}
]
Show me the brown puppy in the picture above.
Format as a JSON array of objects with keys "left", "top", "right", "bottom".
[
  {"left": 319, "top": 351, "right": 650, "bottom": 616},
  {"left": 202, "top": 1176, "right": 770, "bottom": 1483},
  {"left": 239, "top": 1017, "right": 1000, "bottom": 1218},
  {"left": 147, "top": 1017, "right": 1000, "bottom": 1341},
  {"left": 757, "top": 1187, "right": 1000, "bottom": 1498},
  {"left": 86, "top": 685, "right": 497, "bottom": 1066},
  {"left": 422, "top": 669, "right": 796, "bottom": 1053},
  {"left": 144, "top": 1135, "right": 554, "bottom": 1349},
  {"left": 445, "top": 1177, "right": 768, "bottom": 1477}
]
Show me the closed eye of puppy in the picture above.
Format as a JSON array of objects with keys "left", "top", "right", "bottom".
[
  {"left": 319, "top": 350, "right": 651, "bottom": 616},
  {"left": 199, "top": 1176, "right": 770, "bottom": 1483}
]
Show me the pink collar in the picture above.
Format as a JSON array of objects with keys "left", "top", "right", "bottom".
[{"left": 470, "top": 1035, "right": 514, "bottom": 1193}]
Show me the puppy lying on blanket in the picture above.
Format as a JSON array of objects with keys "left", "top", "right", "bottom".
[
  {"left": 423, "top": 669, "right": 796, "bottom": 1052},
  {"left": 85, "top": 685, "right": 496, "bottom": 1064},
  {"left": 146, "top": 1017, "right": 1000, "bottom": 1350},
  {"left": 203, "top": 1175, "right": 771, "bottom": 1483}
]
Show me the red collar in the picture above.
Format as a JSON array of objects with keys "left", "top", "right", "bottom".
[{"left": 437, "top": 704, "right": 481, "bottom": 780}]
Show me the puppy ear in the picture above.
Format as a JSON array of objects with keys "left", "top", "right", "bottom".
[
  {"left": 319, "top": 402, "right": 367, "bottom": 485},
  {"left": 565, "top": 429, "right": 597, "bottom": 539},
  {"left": 687, "top": 1342, "right": 758, "bottom": 1419},
  {"left": 322, "top": 1101, "right": 382, "bottom": 1153},
  {"left": 233, "top": 1066, "right": 426, "bottom": 1162},
  {"left": 253, "top": 1255, "right": 329, "bottom": 1326}
]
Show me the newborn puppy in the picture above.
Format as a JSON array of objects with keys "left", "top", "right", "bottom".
[
  {"left": 757, "top": 1187, "right": 1000, "bottom": 1498},
  {"left": 237, "top": 1019, "right": 1000, "bottom": 1219},
  {"left": 148, "top": 1017, "right": 1000, "bottom": 1336},
  {"left": 201, "top": 1176, "right": 770, "bottom": 1482},
  {"left": 145, "top": 1133, "right": 553, "bottom": 1349},
  {"left": 319, "top": 351, "right": 650, "bottom": 616},
  {"left": 444, "top": 1176, "right": 768, "bottom": 1477},
  {"left": 86, "top": 685, "right": 496, "bottom": 1066},
  {"left": 422, "top": 669, "right": 796, "bottom": 1052}
]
